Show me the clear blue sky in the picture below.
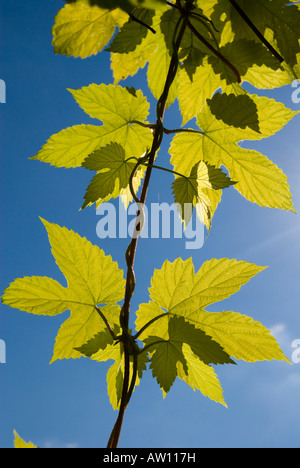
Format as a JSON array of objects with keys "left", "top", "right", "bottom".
[{"left": 1, "top": 0, "right": 300, "bottom": 449}]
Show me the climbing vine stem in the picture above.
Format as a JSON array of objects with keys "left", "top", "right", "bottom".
[{"left": 106, "top": 1, "right": 191, "bottom": 449}]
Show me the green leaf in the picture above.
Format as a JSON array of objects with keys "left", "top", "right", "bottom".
[
  {"left": 184, "top": 310, "right": 290, "bottom": 363},
  {"left": 30, "top": 124, "right": 106, "bottom": 169},
  {"left": 172, "top": 160, "right": 235, "bottom": 229},
  {"left": 106, "top": 349, "right": 149, "bottom": 410},
  {"left": 136, "top": 256, "right": 288, "bottom": 400},
  {"left": 31, "top": 84, "right": 152, "bottom": 170},
  {"left": 74, "top": 330, "right": 127, "bottom": 410},
  {"left": 84, "top": 0, "right": 133, "bottom": 11},
  {"left": 83, "top": 0, "right": 166, "bottom": 12},
  {"left": 52, "top": 0, "right": 128, "bottom": 58},
  {"left": 111, "top": 7, "right": 179, "bottom": 106},
  {"left": 75, "top": 334, "right": 125, "bottom": 409},
  {"left": 170, "top": 92, "right": 297, "bottom": 212},
  {"left": 2, "top": 219, "right": 125, "bottom": 362},
  {"left": 129, "top": 0, "right": 166, "bottom": 9},
  {"left": 107, "top": 8, "right": 155, "bottom": 53},
  {"left": 85, "top": 339, "right": 148, "bottom": 410},
  {"left": 13, "top": 430, "right": 37, "bottom": 449},
  {"left": 74, "top": 328, "right": 115, "bottom": 357},
  {"left": 177, "top": 344, "right": 227, "bottom": 407},
  {"left": 178, "top": 54, "right": 222, "bottom": 126},
  {"left": 144, "top": 316, "right": 234, "bottom": 394},
  {"left": 81, "top": 143, "right": 137, "bottom": 209},
  {"left": 68, "top": 83, "right": 150, "bottom": 124},
  {"left": 178, "top": 1, "right": 294, "bottom": 124},
  {"left": 148, "top": 257, "right": 266, "bottom": 313},
  {"left": 233, "top": 0, "right": 300, "bottom": 79},
  {"left": 147, "top": 8, "right": 180, "bottom": 107},
  {"left": 110, "top": 40, "right": 157, "bottom": 84}
]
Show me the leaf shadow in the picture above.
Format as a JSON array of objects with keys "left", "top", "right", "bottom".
[{"left": 208, "top": 92, "right": 261, "bottom": 134}]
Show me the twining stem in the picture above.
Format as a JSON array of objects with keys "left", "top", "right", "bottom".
[
  {"left": 106, "top": 5, "right": 189, "bottom": 449},
  {"left": 106, "top": 341, "right": 130, "bottom": 448},
  {"left": 106, "top": 0, "right": 243, "bottom": 447},
  {"left": 104, "top": 0, "right": 286, "bottom": 448}
]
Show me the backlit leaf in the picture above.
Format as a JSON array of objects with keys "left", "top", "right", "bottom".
[
  {"left": 13, "top": 430, "right": 37, "bottom": 449},
  {"left": 81, "top": 142, "right": 137, "bottom": 209},
  {"left": 2, "top": 219, "right": 125, "bottom": 362},
  {"left": 177, "top": 344, "right": 227, "bottom": 407},
  {"left": 144, "top": 316, "right": 233, "bottom": 394},
  {"left": 31, "top": 84, "right": 152, "bottom": 171},
  {"left": 170, "top": 92, "right": 297, "bottom": 212},
  {"left": 136, "top": 256, "right": 288, "bottom": 398},
  {"left": 52, "top": 0, "right": 127, "bottom": 58},
  {"left": 172, "top": 160, "right": 235, "bottom": 229}
]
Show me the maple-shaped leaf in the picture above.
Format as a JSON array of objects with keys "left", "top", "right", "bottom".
[
  {"left": 31, "top": 84, "right": 152, "bottom": 173},
  {"left": 172, "top": 160, "right": 235, "bottom": 229},
  {"left": 13, "top": 430, "right": 37, "bottom": 449},
  {"left": 135, "top": 257, "right": 288, "bottom": 402},
  {"left": 170, "top": 91, "right": 297, "bottom": 212},
  {"left": 2, "top": 219, "right": 125, "bottom": 363},
  {"left": 146, "top": 257, "right": 267, "bottom": 313},
  {"left": 52, "top": 0, "right": 128, "bottom": 58}
]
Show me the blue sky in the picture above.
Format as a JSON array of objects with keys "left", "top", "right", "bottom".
[{"left": 1, "top": 0, "right": 300, "bottom": 449}]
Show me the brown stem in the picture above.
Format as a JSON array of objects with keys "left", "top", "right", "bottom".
[
  {"left": 106, "top": 12, "right": 188, "bottom": 449},
  {"left": 106, "top": 342, "right": 130, "bottom": 448}
]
